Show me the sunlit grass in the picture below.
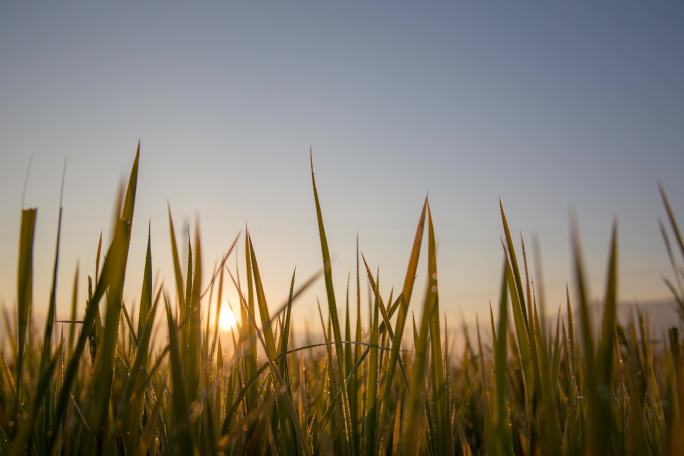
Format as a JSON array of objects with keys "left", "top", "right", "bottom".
[{"left": 1, "top": 145, "right": 684, "bottom": 455}]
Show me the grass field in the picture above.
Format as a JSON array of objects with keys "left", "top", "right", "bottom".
[{"left": 1, "top": 146, "right": 684, "bottom": 455}]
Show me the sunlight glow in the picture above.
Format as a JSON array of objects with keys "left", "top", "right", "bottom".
[{"left": 218, "top": 306, "right": 239, "bottom": 332}]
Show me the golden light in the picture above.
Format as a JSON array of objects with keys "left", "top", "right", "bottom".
[{"left": 218, "top": 306, "right": 239, "bottom": 332}]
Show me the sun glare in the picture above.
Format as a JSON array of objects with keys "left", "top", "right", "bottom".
[{"left": 218, "top": 306, "right": 239, "bottom": 332}]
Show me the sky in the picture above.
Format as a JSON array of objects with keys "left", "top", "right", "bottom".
[{"left": 1, "top": 1, "right": 683, "bottom": 334}]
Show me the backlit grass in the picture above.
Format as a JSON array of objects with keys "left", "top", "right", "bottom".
[{"left": 1, "top": 146, "right": 684, "bottom": 455}]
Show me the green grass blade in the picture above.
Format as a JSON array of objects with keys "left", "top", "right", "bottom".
[
  {"left": 167, "top": 205, "right": 186, "bottom": 309},
  {"left": 660, "top": 184, "right": 684, "bottom": 261},
  {"left": 309, "top": 151, "right": 351, "bottom": 449},
  {"left": 83, "top": 145, "right": 139, "bottom": 451},
  {"left": 37, "top": 191, "right": 64, "bottom": 440},
  {"left": 365, "top": 270, "right": 380, "bottom": 456},
  {"left": 15, "top": 207, "right": 37, "bottom": 403},
  {"left": 598, "top": 221, "right": 618, "bottom": 382},
  {"left": 9, "top": 345, "right": 62, "bottom": 456},
  {"left": 491, "top": 262, "right": 512, "bottom": 455},
  {"left": 425, "top": 205, "right": 453, "bottom": 454},
  {"left": 247, "top": 236, "right": 277, "bottom": 360},
  {"left": 164, "top": 294, "right": 194, "bottom": 454},
  {"left": 67, "top": 265, "right": 79, "bottom": 356},
  {"left": 401, "top": 202, "right": 439, "bottom": 455},
  {"left": 499, "top": 201, "right": 529, "bottom": 329}
]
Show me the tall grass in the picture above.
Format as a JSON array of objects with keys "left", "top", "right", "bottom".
[{"left": 1, "top": 146, "right": 684, "bottom": 455}]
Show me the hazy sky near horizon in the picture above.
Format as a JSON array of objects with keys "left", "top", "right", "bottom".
[{"left": 1, "top": 2, "right": 683, "bottom": 330}]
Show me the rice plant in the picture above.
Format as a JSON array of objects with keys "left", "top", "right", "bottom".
[{"left": 1, "top": 145, "right": 683, "bottom": 455}]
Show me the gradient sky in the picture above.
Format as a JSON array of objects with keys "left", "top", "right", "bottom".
[{"left": 1, "top": 2, "right": 683, "bottom": 332}]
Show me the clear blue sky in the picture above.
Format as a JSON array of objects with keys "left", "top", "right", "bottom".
[{"left": 1, "top": 2, "right": 683, "bottom": 330}]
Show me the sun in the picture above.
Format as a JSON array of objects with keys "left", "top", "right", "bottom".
[{"left": 218, "top": 306, "right": 239, "bottom": 332}]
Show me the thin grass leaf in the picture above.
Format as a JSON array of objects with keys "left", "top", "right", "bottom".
[{"left": 15, "top": 207, "right": 37, "bottom": 403}]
